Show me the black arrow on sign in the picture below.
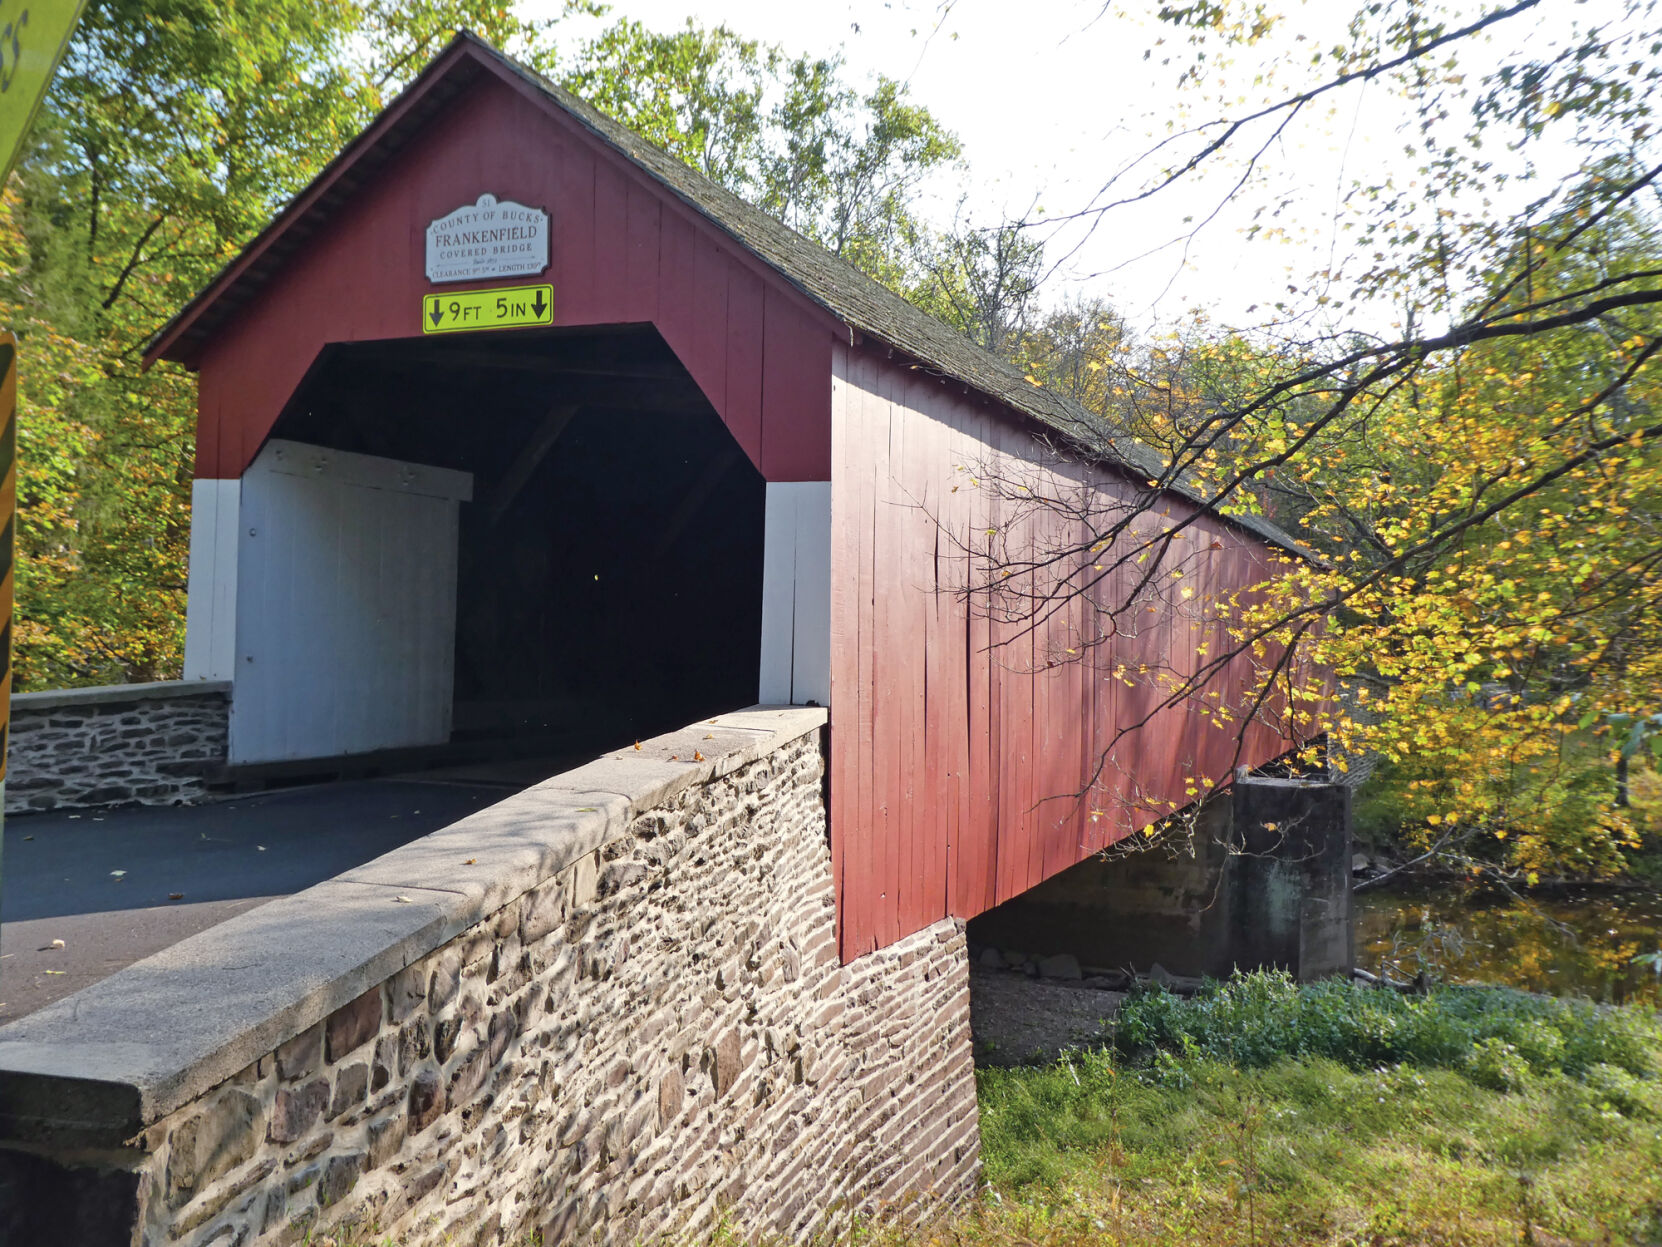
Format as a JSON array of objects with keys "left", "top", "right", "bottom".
[
  {"left": 531, "top": 290, "right": 548, "bottom": 319},
  {"left": 429, "top": 298, "right": 445, "bottom": 327}
]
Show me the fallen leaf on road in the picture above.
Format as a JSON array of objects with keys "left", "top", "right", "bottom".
[
  {"left": 393, "top": 896, "right": 413, "bottom": 904},
  {"left": 43, "top": 970, "right": 64, "bottom": 976},
  {"left": 169, "top": 893, "right": 185, "bottom": 901},
  {"left": 463, "top": 858, "right": 477, "bottom": 866},
  {"left": 39, "top": 939, "right": 64, "bottom": 951}
]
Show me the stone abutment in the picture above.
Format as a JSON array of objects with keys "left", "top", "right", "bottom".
[{"left": 0, "top": 709, "right": 980, "bottom": 1245}]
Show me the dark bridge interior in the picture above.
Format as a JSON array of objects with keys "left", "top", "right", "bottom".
[{"left": 269, "top": 324, "right": 765, "bottom": 759}]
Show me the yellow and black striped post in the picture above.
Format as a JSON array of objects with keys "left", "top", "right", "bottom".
[{"left": 0, "top": 332, "right": 13, "bottom": 927}]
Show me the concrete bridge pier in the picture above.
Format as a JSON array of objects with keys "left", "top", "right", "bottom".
[
  {"left": 1228, "top": 775, "right": 1355, "bottom": 981},
  {"left": 968, "top": 775, "right": 1353, "bottom": 983}
]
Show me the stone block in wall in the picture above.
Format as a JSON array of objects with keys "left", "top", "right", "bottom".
[
  {"left": 326, "top": 990, "right": 383, "bottom": 1063},
  {"left": 167, "top": 1089, "right": 264, "bottom": 1208}
]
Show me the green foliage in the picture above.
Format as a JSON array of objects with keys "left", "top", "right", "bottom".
[
  {"left": 1113, "top": 970, "right": 1660, "bottom": 1082},
  {"left": 1353, "top": 732, "right": 1650, "bottom": 878}
]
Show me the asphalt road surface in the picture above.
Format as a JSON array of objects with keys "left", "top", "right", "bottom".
[{"left": 0, "top": 777, "right": 514, "bottom": 1024}]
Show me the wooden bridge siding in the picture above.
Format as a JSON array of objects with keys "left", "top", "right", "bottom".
[
  {"left": 189, "top": 74, "right": 834, "bottom": 484},
  {"left": 829, "top": 343, "right": 1305, "bottom": 959}
]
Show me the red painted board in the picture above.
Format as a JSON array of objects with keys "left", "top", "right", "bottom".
[{"left": 760, "top": 291, "right": 833, "bottom": 481}]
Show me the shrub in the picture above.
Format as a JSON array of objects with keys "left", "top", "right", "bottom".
[
  {"left": 1464, "top": 1036, "right": 1531, "bottom": 1091},
  {"left": 1113, "top": 970, "right": 1661, "bottom": 1088},
  {"left": 1582, "top": 1061, "right": 1660, "bottom": 1118}
]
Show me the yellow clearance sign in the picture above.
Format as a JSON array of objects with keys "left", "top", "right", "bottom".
[
  {"left": 422, "top": 284, "right": 553, "bottom": 335},
  {"left": 0, "top": 0, "right": 89, "bottom": 182}
]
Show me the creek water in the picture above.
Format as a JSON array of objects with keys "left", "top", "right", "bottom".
[{"left": 1353, "top": 881, "right": 1662, "bottom": 1005}]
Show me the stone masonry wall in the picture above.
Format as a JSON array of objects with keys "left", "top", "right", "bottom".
[
  {"left": 5, "top": 681, "right": 230, "bottom": 814},
  {"left": 126, "top": 729, "right": 978, "bottom": 1246}
]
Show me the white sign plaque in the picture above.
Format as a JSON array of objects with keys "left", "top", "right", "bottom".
[{"left": 425, "top": 193, "right": 549, "bottom": 284}]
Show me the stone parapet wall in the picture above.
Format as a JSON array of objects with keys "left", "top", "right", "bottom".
[
  {"left": 0, "top": 708, "right": 980, "bottom": 1246},
  {"left": 5, "top": 680, "right": 231, "bottom": 814}
]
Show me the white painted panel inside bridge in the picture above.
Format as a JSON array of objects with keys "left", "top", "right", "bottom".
[
  {"left": 229, "top": 441, "right": 471, "bottom": 765},
  {"left": 183, "top": 477, "right": 243, "bottom": 682},
  {"left": 759, "top": 481, "right": 830, "bottom": 706}
]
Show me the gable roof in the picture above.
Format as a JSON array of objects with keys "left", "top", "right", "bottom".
[{"left": 146, "top": 31, "right": 1309, "bottom": 558}]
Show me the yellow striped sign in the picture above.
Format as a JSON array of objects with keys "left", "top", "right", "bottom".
[
  {"left": 0, "top": 331, "right": 13, "bottom": 781},
  {"left": 0, "top": 0, "right": 89, "bottom": 183}
]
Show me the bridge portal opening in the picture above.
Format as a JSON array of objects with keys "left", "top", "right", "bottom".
[{"left": 239, "top": 324, "right": 764, "bottom": 770}]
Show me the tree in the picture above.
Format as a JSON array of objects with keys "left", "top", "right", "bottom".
[
  {"left": 557, "top": 20, "right": 960, "bottom": 293},
  {"left": 912, "top": 215, "right": 1046, "bottom": 357},
  {"left": 1016, "top": 297, "right": 1130, "bottom": 413},
  {"left": 1, "top": 0, "right": 559, "bottom": 688},
  {"left": 969, "top": 0, "right": 1662, "bottom": 880}
]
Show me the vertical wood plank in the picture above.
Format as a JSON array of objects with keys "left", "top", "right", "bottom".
[
  {"left": 871, "top": 358, "right": 904, "bottom": 949},
  {"left": 226, "top": 444, "right": 468, "bottom": 766},
  {"left": 895, "top": 371, "right": 928, "bottom": 934},
  {"left": 790, "top": 483, "right": 832, "bottom": 707},
  {"left": 590, "top": 159, "right": 630, "bottom": 323},
  {"left": 624, "top": 182, "right": 661, "bottom": 323},
  {"left": 828, "top": 347, "right": 857, "bottom": 955},
  {"left": 654, "top": 210, "right": 699, "bottom": 380},
  {"left": 760, "top": 292, "right": 834, "bottom": 482},
  {"left": 723, "top": 268, "right": 766, "bottom": 472},
  {"left": 553, "top": 140, "right": 596, "bottom": 325},
  {"left": 195, "top": 367, "right": 224, "bottom": 479},
  {"left": 918, "top": 390, "right": 956, "bottom": 926},
  {"left": 965, "top": 400, "right": 998, "bottom": 916},
  {"left": 849, "top": 348, "right": 880, "bottom": 957},
  {"left": 689, "top": 241, "right": 730, "bottom": 416}
]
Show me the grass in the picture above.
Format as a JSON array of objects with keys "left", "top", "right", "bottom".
[
  {"left": 886, "top": 976, "right": 1662, "bottom": 1247},
  {"left": 948, "top": 1049, "right": 1662, "bottom": 1246}
]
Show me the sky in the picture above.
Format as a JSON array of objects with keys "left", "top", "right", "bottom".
[{"left": 527, "top": 0, "right": 1629, "bottom": 336}]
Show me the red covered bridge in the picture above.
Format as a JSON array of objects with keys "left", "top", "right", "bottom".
[{"left": 146, "top": 32, "right": 1317, "bottom": 961}]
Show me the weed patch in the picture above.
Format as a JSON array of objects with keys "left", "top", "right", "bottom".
[{"left": 1114, "top": 970, "right": 1661, "bottom": 1083}]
